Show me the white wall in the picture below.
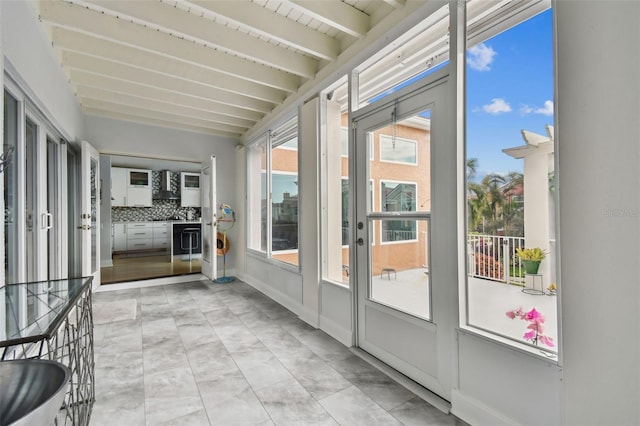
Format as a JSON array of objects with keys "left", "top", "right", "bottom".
[
  {"left": 556, "top": 2, "right": 640, "bottom": 424},
  {"left": 84, "top": 115, "right": 241, "bottom": 272},
  {"left": 1, "top": 0, "right": 84, "bottom": 141},
  {"left": 244, "top": 253, "right": 303, "bottom": 316},
  {"left": 320, "top": 282, "right": 352, "bottom": 346},
  {"left": 453, "top": 331, "right": 562, "bottom": 425}
]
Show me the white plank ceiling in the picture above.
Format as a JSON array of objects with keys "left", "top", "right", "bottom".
[{"left": 36, "top": 0, "right": 402, "bottom": 138}]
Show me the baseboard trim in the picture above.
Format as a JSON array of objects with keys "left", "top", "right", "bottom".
[
  {"left": 319, "top": 314, "right": 352, "bottom": 347},
  {"left": 451, "top": 389, "right": 522, "bottom": 426},
  {"left": 242, "top": 275, "right": 302, "bottom": 317},
  {"left": 299, "top": 305, "right": 320, "bottom": 328}
]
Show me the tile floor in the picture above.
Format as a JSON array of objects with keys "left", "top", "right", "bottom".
[{"left": 90, "top": 280, "right": 467, "bottom": 425}]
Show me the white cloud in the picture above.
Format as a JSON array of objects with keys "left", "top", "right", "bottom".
[
  {"left": 482, "top": 98, "right": 512, "bottom": 114},
  {"left": 520, "top": 100, "right": 554, "bottom": 116},
  {"left": 520, "top": 105, "right": 534, "bottom": 115},
  {"left": 535, "top": 100, "right": 554, "bottom": 116},
  {"left": 467, "top": 43, "right": 497, "bottom": 71}
]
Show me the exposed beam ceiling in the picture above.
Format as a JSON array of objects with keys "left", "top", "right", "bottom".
[{"left": 37, "top": 0, "right": 400, "bottom": 138}]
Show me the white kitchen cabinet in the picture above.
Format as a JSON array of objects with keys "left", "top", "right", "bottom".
[
  {"left": 113, "top": 223, "right": 127, "bottom": 252},
  {"left": 152, "top": 222, "right": 170, "bottom": 249},
  {"left": 111, "top": 167, "right": 152, "bottom": 207},
  {"left": 111, "top": 167, "right": 127, "bottom": 206},
  {"left": 127, "top": 169, "right": 152, "bottom": 207},
  {"left": 180, "top": 172, "right": 201, "bottom": 207},
  {"left": 126, "top": 223, "right": 153, "bottom": 251}
]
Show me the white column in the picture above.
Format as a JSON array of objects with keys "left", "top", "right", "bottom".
[
  {"left": 522, "top": 139, "right": 553, "bottom": 288},
  {"left": 556, "top": 2, "right": 640, "bottom": 425},
  {"left": 326, "top": 99, "right": 343, "bottom": 281},
  {"left": 299, "top": 97, "right": 321, "bottom": 327}
]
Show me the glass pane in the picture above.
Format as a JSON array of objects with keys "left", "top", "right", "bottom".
[
  {"left": 247, "top": 141, "right": 267, "bottom": 253},
  {"left": 368, "top": 112, "right": 432, "bottom": 215},
  {"left": 465, "top": 8, "right": 557, "bottom": 352},
  {"left": 67, "top": 149, "right": 81, "bottom": 278},
  {"left": 3, "top": 91, "right": 20, "bottom": 285},
  {"left": 47, "top": 139, "right": 59, "bottom": 280},
  {"left": 356, "top": 4, "right": 449, "bottom": 109},
  {"left": 365, "top": 107, "right": 432, "bottom": 320},
  {"left": 324, "top": 99, "right": 349, "bottom": 285},
  {"left": 379, "top": 135, "right": 417, "bottom": 164},
  {"left": 271, "top": 136, "right": 299, "bottom": 266},
  {"left": 369, "top": 218, "right": 430, "bottom": 320},
  {"left": 184, "top": 175, "right": 199, "bottom": 188},
  {"left": 91, "top": 158, "right": 98, "bottom": 273},
  {"left": 129, "top": 171, "right": 148, "bottom": 186},
  {"left": 25, "top": 118, "right": 37, "bottom": 283}
]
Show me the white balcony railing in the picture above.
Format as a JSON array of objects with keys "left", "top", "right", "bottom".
[{"left": 468, "top": 234, "right": 526, "bottom": 286}]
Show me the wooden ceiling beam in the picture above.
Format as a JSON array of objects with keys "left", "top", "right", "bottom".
[
  {"left": 51, "top": 27, "right": 285, "bottom": 104},
  {"left": 39, "top": 0, "right": 300, "bottom": 92},
  {"left": 82, "top": 0, "right": 318, "bottom": 78},
  {"left": 187, "top": 0, "right": 340, "bottom": 61}
]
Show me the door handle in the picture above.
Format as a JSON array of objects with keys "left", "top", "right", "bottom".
[
  {"left": 42, "top": 212, "right": 53, "bottom": 230},
  {"left": 357, "top": 238, "right": 364, "bottom": 246}
]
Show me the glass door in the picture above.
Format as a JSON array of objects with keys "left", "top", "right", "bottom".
[
  {"left": 201, "top": 156, "right": 217, "bottom": 281},
  {"left": 353, "top": 72, "right": 456, "bottom": 399},
  {"left": 80, "top": 141, "right": 100, "bottom": 288}
]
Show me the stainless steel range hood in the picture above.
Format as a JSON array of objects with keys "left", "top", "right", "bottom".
[{"left": 155, "top": 170, "right": 180, "bottom": 200}]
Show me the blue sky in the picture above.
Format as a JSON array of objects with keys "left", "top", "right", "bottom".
[{"left": 466, "top": 9, "right": 553, "bottom": 180}]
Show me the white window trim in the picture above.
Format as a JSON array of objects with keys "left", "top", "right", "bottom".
[
  {"left": 378, "top": 134, "right": 418, "bottom": 166},
  {"left": 379, "top": 179, "right": 419, "bottom": 245}
]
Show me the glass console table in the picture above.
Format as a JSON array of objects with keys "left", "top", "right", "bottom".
[{"left": 1, "top": 276, "right": 94, "bottom": 426}]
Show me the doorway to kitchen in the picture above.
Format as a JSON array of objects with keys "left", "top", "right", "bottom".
[{"left": 100, "top": 154, "right": 204, "bottom": 284}]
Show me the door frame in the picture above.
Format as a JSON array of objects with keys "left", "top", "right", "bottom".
[
  {"left": 201, "top": 155, "right": 217, "bottom": 281},
  {"left": 351, "top": 68, "right": 458, "bottom": 400},
  {"left": 80, "top": 140, "right": 100, "bottom": 289}
]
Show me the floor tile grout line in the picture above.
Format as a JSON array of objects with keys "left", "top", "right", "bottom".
[
  {"left": 95, "top": 281, "right": 455, "bottom": 426},
  {"left": 234, "top": 312, "right": 343, "bottom": 425},
  {"left": 135, "top": 297, "right": 148, "bottom": 426},
  {"left": 197, "top": 287, "right": 278, "bottom": 426},
  {"left": 163, "top": 284, "right": 216, "bottom": 426}
]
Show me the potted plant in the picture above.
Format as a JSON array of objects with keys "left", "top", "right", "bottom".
[{"left": 516, "top": 247, "right": 546, "bottom": 274}]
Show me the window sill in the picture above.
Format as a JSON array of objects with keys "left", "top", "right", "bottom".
[
  {"left": 246, "top": 250, "right": 300, "bottom": 274},
  {"left": 457, "top": 325, "right": 560, "bottom": 366}
]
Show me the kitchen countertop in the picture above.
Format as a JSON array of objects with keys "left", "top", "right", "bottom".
[{"left": 112, "top": 220, "right": 202, "bottom": 224}]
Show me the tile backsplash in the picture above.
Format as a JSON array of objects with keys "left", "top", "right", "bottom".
[
  {"left": 111, "top": 200, "right": 200, "bottom": 222},
  {"left": 111, "top": 171, "right": 200, "bottom": 222}
]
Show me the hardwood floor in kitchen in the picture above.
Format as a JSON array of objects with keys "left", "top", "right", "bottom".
[{"left": 101, "top": 253, "right": 201, "bottom": 284}]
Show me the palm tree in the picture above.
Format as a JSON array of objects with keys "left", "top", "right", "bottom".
[
  {"left": 466, "top": 158, "right": 478, "bottom": 181},
  {"left": 466, "top": 164, "right": 524, "bottom": 235}
]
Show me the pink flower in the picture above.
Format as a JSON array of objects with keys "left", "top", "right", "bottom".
[
  {"left": 506, "top": 306, "right": 554, "bottom": 348},
  {"left": 527, "top": 323, "right": 544, "bottom": 334},
  {"left": 539, "top": 335, "right": 555, "bottom": 347},
  {"left": 524, "top": 308, "right": 541, "bottom": 321}
]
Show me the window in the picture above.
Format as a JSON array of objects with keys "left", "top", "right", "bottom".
[
  {"left": 464, "top": 6, "right": 557, "bottom": 355},
  {"left": 380, "top": 181, "right": 417, "bottom": 243},
  {"left": 3, "top": 90, "right": 20, "bottom": 286},
  {"left": 247, "top": 117, "right": 299, "bottom": 267},
  {"left": 247, "top": 137, "right": 267, "bottom": 253},
  {"left": 379, "top": 135, "right": 417, "bottom": 164}
]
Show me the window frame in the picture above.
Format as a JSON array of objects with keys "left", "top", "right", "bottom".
[
  {"left": 246, "top": 116, "right": 300, "bottom": 270},
  {"left": 378, "top": 134, "right": 418, "bottom": 165},
  {"left": 378, "top": 179, "right": 419, "bottom": 245}
]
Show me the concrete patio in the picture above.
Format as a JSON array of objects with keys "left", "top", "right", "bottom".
[{"left": 371, "top": 269, "right": 558, "bottom": 353}]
